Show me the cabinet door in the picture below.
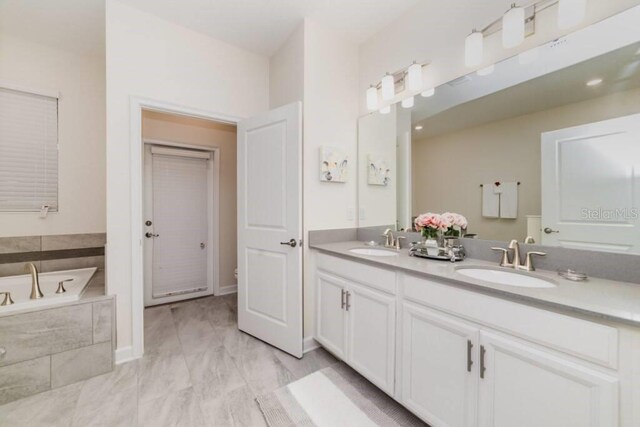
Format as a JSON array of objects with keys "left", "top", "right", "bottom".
[
  {"left": 347, "top": 281, "right": 396, "bottom": 395},
  {"left": 478, "top": 331, "right": 619, "bottom": 427},
  {"left": 401, "top": 302, "right": 479, "bottom": 427},
  {"left": 316, "top": 271, "right": 347, "bottom": 359}
]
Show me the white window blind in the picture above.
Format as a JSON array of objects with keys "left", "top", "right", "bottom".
[{"left": 0, "top": 87, "right": 58, "bottom": 212}]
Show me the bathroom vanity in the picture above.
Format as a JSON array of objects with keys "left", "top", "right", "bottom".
[{"left": 310, "top": 241, "right": 640, "bottom": 426}]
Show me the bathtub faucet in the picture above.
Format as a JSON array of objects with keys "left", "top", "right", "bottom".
[{"left": 25, "top": 263, "right": 44, "bottom": 299}]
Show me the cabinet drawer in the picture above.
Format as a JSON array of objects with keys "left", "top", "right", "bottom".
[
  {"left": 317, "top": 253, "right": 396, "bottom": 294},
  {"left": 403, "top": 274, "right": 618, "bottom": 369}
]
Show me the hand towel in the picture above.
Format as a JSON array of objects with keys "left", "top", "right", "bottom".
[
  {"left": 499, "top": 182, "right": 518, "bottom": 219},
  {"left": 482, "top": 183, "right": 500, "bottom": 218}
]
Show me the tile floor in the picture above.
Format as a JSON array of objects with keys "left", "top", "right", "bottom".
[{"left": 0, "top": 294, "right": 339, "bottom": 426}]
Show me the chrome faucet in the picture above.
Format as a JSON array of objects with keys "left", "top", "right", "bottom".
[
  {"left": 491, "top": 240, "right": 546, "bottom": 271},
  {"left": 25, "top": 263, "right": 44, "bottom": 299}
]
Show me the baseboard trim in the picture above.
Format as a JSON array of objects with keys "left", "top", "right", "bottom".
[
  {"left": 303, "top": 337, "right": 320, "bottom": 354},
  {"left": 218, "top": 284, "right": 237, "bottom": 295},
  {"left": 115, "top": 346, "right": 138, "bottom": 364}
]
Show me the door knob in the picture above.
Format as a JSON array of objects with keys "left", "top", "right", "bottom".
[
  {"left": 280, "top": 239, "right": 297, "bottom": 248},
  {"left": 145, "top": 232, "right": 159, "bottom": 238},
  {"left": 543, "top": 227, "right": 559, "bottom": 234}
]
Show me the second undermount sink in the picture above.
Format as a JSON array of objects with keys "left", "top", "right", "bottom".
[
  {"left": 349, "top": 247, "right": 399, "bottom": 257},
  {"left": 456, "top": 267, "right": 556, "bottom": 288}
]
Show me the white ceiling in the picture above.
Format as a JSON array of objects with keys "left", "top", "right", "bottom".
[
  {"left": 121, "top": 0, "right": 420, "bottom": 56},
  {"left": 0, "top": 0, "right": 105, "bottom": 55}
]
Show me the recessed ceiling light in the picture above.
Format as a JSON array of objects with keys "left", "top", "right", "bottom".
[
  {"left": 586, "top": 78, "right": 603, "bottom": 86},
  {"left": 415, "top": 125, "right": 423, "bottom": 131}
]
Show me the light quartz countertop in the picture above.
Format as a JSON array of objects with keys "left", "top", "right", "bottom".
[{"left": 311, "top": 241, "right": 640, "bottom": 327}]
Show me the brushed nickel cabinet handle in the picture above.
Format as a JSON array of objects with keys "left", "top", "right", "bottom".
[
  {"left": 341, "top": 289, "right": 346, "bottom": 309},
  {"left": 467, "top": 340, "right": 474, "bottom": 373},
  {"left": 345, "top": 291, "right": 351, "bottom": 311},
  {"left": 480, "top": 345, "right": 487, "bottom": 379}
]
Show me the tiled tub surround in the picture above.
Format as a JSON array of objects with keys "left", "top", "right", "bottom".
[
  {"left": 0, "top": 233, "right": 106, "bottom": 278},
  {"left": 0, "top": 234, "right": 113, "bottom": 405}
]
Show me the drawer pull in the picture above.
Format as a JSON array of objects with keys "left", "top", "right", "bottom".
[
  {"left": 467, "top": 340, "right": 473, "bottom": 372},
  {"left": 341, "top": 289, "right": 346, "bottom": 310},
  {"left": 480, "top": 345, "right": 487, "bottom": 379},
  {"left": 345, "top": 291, "right": 351, "bottom": 311}
]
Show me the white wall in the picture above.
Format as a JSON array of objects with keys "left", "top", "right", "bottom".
[
  {"left": 358, "top": 0, "right": 640, "bottom": 114},
  {"left": 302, "top": 19, "right": 359, "bottom": 337},
  {"left": 269, "top": 24, "right": 304, "bottom": 109},
  {"left": 106, "top": 0, "right": 269, "bottom": 354},
  {"left": 0, "top": 35, "right": 105, "bottom": 237}
]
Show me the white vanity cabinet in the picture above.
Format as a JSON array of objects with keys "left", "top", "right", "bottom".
[
  {"left": 401, "top": 302, "right": 479, "bottom": 427},
  {"left": 315, "top": 254, "right": 396, "bottom": 395},
  {"left": 312, "top": 250, "right": 638, "bottom": 426}
]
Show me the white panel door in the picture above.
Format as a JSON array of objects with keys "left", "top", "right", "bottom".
[
  {"left": 347, "top": 281, "right": 396, "bottom": 395},
  {"left": 401, "top": 302, "right": 479, "bottom": 427},
  {"left": 144, "top": 146, "right": 212, "bottom": 306},
  {"left": 541, "top": 114, "right": 640, "bottom": 252},
  {"left": 478, "top": 331, "right": 618, "bottom": 427},
  {"left": 237, "top": 102, "right": 302, "bottom": 358},
  {"left": 316, "top": 271, "right": 347, "bottom": 360}
]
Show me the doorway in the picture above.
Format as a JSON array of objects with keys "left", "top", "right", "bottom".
[{"left": 143, "top": 143, "right": 215, "bottom": 306}]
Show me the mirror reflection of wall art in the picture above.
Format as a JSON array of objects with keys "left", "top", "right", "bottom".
[
  {"left": 368, "top": 154, "right": 391, "bottom": 186},
  {"left": 320, "top": 146, "right": 348, "bottom": 183}
]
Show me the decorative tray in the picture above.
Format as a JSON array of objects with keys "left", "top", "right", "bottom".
[{"left": 410, "top": 250, "right": 463, "bottom": 262}]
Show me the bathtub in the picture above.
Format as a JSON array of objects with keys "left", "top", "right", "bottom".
[{"left": 0, "top": 267, "right": 97, "bottom": 316}]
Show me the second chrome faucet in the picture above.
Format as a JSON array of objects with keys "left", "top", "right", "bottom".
[{"left": 492, "top": 240, "right": 546, "bottom": 271}]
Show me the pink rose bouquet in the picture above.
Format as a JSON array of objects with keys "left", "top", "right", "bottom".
[
  {"left": 442, "top": 212, "right": 468, "bottom": 237},
  {"left": 414, "top": 213, "right": 451, "bottom": 240}
]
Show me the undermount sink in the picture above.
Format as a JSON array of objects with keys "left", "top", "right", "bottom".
[
  {"left": 349, "top": 247, "right": 399, "bottom": 257},
  {"left": 456, "top": 267, "right": 556, "bottom": 288}
]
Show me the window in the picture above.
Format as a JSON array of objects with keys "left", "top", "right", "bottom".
[{"left": 0, "top": 86, "right": 58, "bottom": 212}]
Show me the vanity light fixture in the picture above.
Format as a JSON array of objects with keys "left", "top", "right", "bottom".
[
  {"left": 477, "top": 64, "right": 495, "bottom": 76},
  {"left": 586, "top": 78, "right": 603, "bottom": 86},
  {"left": 558, "top": 0, "right": 586, "bottom": 29},
  {"left": 381, "top": 74, "right": 395, "bottom": 101},
  {"left": 401, "top": 96, "right": 414, "bottom": 109},
  {"left": 465, "top": 30, "right": 484, "bottom": 67},
  {"left": 421, "top": 87, "right": 435, "bottom": 97},
  {"left": 366, "top": 86, "right": 379, "bottom": 111},
  {"left": 502, "top": 4, "right": 525, "bottom": 48},
  {"left": 465, "top": 1, "right": 587, "bottom": 68},
  {"left": 407, "top": 62, "right": 423, "bottom": 91},
  {"left": 415, "top": 125, "right": 423, "bottom": 131},
  {"left": 379, "top": 105, "right": 391, "bottom": 114}
]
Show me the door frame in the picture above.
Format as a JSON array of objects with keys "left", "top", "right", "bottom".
[
  {"left": 129, "top": 97, "right": 241, "bottom": 360},
  {"left": 142, "top": 139, "right": 219, "bottom": 306}
]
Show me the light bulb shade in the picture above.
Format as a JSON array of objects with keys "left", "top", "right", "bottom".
[
  {"left": 477, "top": 64, "right": 495, "bottom": 76},
  {"left": 401, "top": 96, "right": 414, "bottom": 109},
  {"left": 379, "top": 105, "right": 391, "bottom": 114},
  {"left": 465, "top": 31, "right": 483, "bottom": 67},
  {"left": 407, "top": 63, "right": 423, "bottom": 91},
  {"left": 381, "top": 74, "right": 395, "bottom": 100},
  {"left": 421, "top": 87, "right": 435, "bottom": 97},
  {"left": 502, "top": 5, "right": 525, "bottom": 48},
  {"left": 558, "top": 0, "right": 586, "bottom": 29},
  {"left": 366, "top": 86, "right": 379, "bottom": 111}
]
